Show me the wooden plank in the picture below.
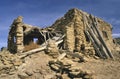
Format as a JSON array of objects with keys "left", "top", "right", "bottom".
[
  {"left": 18, "top": 46, "right": 46, "bottom": 59},
  {"left": 18, "top": 39, "right": 64, "bottom": 59},
  {"left": 55, "top": 40, "right": 63, "bottom": 45},
  {"left": 83, "top": 14, "right": 110, "bottom": 58},
  {"left": 57, "top": 53, "right": 67, "bottom": 61},
  {"left": 91, "top": 15, "right": 114, "bottom": 59},
  {"left": 85, "top": 30, "right": 104, "bottom": 58},
  {"left": 87, "top": 26, "right": 109, "bottom": 58},
  {"left": 83, "top": 16, "right": 109, "bottom": 58}
]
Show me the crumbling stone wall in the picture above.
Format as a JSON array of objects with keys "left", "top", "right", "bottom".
[
  {"left": 51, "top": 8, "right": 114, "bottom": 53},
  {"left": 73, "top": 9, "right": 86, "bottom": 51},
  {"left": 8, "top": 16, "right": 24, "bottom": 53},
  {"left": 8, "top": 17, "right": 57, "bottom": 53},
  {"left": 16, "top": 20, "right": 24, "bottom": 53},
  {"left": 51, "top": 9, "right": 87, "bottom": 52},
  {"left": 65, "top": 23, "right": 75, "bottom": 51},
  {"left": 8, "top": 8, "right": 114, "bottom": 55}
]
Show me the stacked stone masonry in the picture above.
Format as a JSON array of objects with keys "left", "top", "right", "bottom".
[{"left": 8, "top": 8, "right": 114, "bottom": 58}]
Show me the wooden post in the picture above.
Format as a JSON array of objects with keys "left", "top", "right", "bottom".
[
  {"left": 83, "top": 14, "right": 110, "bottom": 59},
  {"left": 83, "top": 15, "right": 109, "bottom": 58},
  {"left": 86, "top": 24, "right": 109, "bottom": 58},
  {"left": 85, "top": 31, "right": 104, "bottom": 58},
  {"left": 90, "top": 15, "right": 114, "bottom": 59}
]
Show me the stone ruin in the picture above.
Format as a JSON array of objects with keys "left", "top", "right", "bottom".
[
  {"left": 0, "top": 8, "right": 119, "bottom": 79},
  {"left": 8, "top": 8, "right": 115, "bottom": 59}
]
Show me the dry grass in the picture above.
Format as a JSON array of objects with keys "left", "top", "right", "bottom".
[{"left": 24, "top": 42, "right": 40, "bottom": 52}]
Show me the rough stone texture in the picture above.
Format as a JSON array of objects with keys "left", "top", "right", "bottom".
[
  {"left": 65, "top": 23, "right": 75, "bottom": 51},
  {"left": 8, "top": 16, "right": 24, "bottom": 53},
  {"left": 3, "top": 8, "right": 120, "bottom": 79},
  {"left": 0, "top": 50, "right": 22, "bottom": 75},
  {"left": 49, "top": 56, "right": 96, "bottom": 79},
  {"left": 0, "top": 48, "right": 120, "bottom": 79},
  {"left": 46, "top": 40, "right": 59, "bottom": 58},
  {"left": 0, "top": 51, "right": 56, "bottom": 79},
  {"left": 51, "top": 8, "right": 114, "bottom": 54},
  {"left": 8, "top": 8, "right": 115, "bottom": 56}
]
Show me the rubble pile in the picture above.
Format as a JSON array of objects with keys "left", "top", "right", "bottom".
[
  {"left": 0, "top": 50, "right": 22, "bottom": 75},
  {"left": 49, "top": 55, "right": 95, "bottom": 79}
]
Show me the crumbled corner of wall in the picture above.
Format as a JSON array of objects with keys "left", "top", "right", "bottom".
[{"left": 51, "top": 8, "right": 115, "bottom": 55}]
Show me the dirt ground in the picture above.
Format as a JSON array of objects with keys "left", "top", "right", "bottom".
[
  {"left": 0, "top": 51, "right": 120, "bottom": 79},
  {"left": 21, "top": 51, "right": 120, "bottom": 79},
  {"left": 36, "top": 51, "right": 120, "bottom": 79},
  {"left": 78, "top": 55, "right": 120, "bottom": 79}
]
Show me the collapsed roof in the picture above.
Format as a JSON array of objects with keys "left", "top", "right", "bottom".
[{"left": 8, "top": 8, "right": 115, "bottom": 59}]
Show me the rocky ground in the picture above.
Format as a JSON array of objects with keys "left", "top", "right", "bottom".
[
  {"left": 1, "top": 8, "right": 120, "bottom": 79},
  {"left": 0, "top": 48, "right": 120, "bottom": 79},
  {"left": 115, "top": 38, "right": 120, "bottom": 45}
]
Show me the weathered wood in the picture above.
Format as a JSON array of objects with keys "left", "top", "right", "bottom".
[
  {"left": 39, "top": 30, "right": 47, "bottom": 44},
  {"left": 86, "top": 24, "right": 109, "bottom": 58},
  {"left": 55, "top": 40, "right": 63, "bottom": 45},
  {"left": 18, "top": 39, "right": 64, "bottom": 59},
  {"left": 85, "top": 30, "right": 104, "bottom": 58},
  {"left": 18, "top": 46, "right": 46, "bottom": 59},
  {"left": 83, "top": 15, "right": 109, "bottom": 58},
  {"left": 40, "top": 34, "right": 65, "bottom": 47},
  {"left": 91, "top": 25, "right": 99, "bottom": 37},
  {"left": 95, "top": 18, "right": 114, "bottom": 59},
  {"left": 57, "top": 53, "right": 67, "bottom": 61},
  {"left": 43, "top": 32, "right": 47, "bottom": 44},
  {"left": 58, "top": 34, "right": 65, "bottom": 40},
  {"left": 90, "top": 15, "right": 114, "bottom": 59},
  {"left": 49, "top": 32, "right": 54, "bottom": 38},
  {"left": 47, "top": 32, "right": 51, "bottom": 39},
  {"left": 85, "top": 15, "right": 98, "bottom": 37}
]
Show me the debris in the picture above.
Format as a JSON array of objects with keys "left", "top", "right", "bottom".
[
  {"left": 0, "top": 8, "right": 119, "bottom": 79},
  {"left": 57, "top": 53, "right": 67, "bottom": 61}
]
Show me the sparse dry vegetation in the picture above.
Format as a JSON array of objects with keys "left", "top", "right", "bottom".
[{"left": 24, "top": 42, "right": 40, "bottom": 52}]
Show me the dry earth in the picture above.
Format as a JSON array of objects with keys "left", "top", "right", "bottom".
[{"left": 0, "top": 50, "right": 120, "bottom": 79}]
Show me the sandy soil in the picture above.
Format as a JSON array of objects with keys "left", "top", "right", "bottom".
[{"left": 0, "top": 51, "right": 120, "bottom": 79}]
